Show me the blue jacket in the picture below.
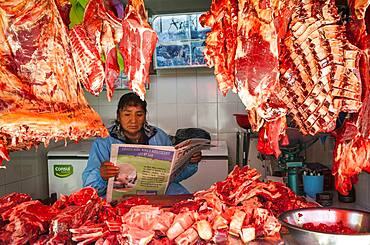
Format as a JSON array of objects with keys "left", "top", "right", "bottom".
[{"left": 82, "top": 126, "right": 198, "bottom": 197}]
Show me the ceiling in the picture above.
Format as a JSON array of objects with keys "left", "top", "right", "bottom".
[{"left": 121, "top": 0, "right": 212, "bottom": 15}]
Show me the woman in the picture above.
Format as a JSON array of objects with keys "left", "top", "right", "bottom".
[{"left": 82, "top": 92, "right": 202, "bottom": 197}]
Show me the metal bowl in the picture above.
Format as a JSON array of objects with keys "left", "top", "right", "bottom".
[{"left": 278, "top": 207, "right": 370, "bottom": 245}]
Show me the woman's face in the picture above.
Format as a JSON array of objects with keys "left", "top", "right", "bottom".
[{"left": 118, "top": 105, "right": 146, "bottom": 136}]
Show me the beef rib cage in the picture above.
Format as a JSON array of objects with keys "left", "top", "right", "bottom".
[
  {"left": 277, "top": 0, "right": 362, "bottom": 135},
  {"left": 201, "top": 0, "right": 363, "bottom": 147}
]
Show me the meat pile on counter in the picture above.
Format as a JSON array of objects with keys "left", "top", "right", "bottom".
[
  {"left": 201, "top": 0, "right": 370, "bottom": 195},
  {"left": 0, "top": 0, "right": 157, "bottom": 164},
  {"left": 0, "top": 166, "right": 316, "bottom": 245}
]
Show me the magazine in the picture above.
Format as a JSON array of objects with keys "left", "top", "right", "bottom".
[{"left": 106, "top": 138, "right": 210, "bottom": 202}]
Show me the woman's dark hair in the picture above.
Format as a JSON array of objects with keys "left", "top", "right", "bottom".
[{"left": 116, "top": 92, "right": 147, "bottom": 118}]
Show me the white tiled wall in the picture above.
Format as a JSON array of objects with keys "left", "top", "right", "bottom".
[
  {"left": 0, "top": 146, "right": 48, "bottom": 199},
  {"left": 357, "top": 173, "right": 370, "bottom": 210},
  {"left": 87, "top": 68, "right": 249, "bottom": 167},
  {"left": 305, "top": 137, "right": 335, "bottom": 168},
  {"left": 2, "top": 67, "right": 352, "bottom": 201}
]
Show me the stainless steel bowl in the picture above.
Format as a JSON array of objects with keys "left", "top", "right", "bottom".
[{"left": 278, "top": 207, "right": 370, "bottom": 245}]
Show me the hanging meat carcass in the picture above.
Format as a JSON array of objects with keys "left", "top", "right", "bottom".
[
  {"left": 119, "top": 0, "right": 158, "bottom": 100},
  {"left": 200, "top": 0, "right": 361, "bottom": 155},
  {"left": 202, "top": 0, "right": 362, "bottom": 136},
  {"left": 0, "top": 0, "right": 108, "bottom": 164},
  {"left": 332, "top": 0, "right": 370, "bottom": 195},
  {"left": 69, "top": 0, "right": 123, "bottom": 101},
  {"left": 201, "top": 0, "right": 369, "bottom": 194},
  {"left": 0, "top": 0, "right": 158, "bottom": 164},
  {"left": 199, "top": 0, "right": 238, "bottom": 95}
]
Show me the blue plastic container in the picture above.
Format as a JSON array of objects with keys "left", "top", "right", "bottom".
[{"left": 303, "top": 175, "right": 324, "bottom": 199}]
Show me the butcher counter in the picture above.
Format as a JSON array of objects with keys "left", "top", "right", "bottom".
[{"left": 119, "top": 194, "right": 285, "bottom": 244}]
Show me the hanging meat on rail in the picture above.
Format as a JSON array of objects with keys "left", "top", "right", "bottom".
[
  {"left": 0, "top": 0, "right": 108, "bottom": 164},
  {"left": 0, "top": 0, "right": 157, "bottom": 164},
  {"left": 202, "top": 0, "right": 370, "bottom": 194},
  {"left": 332, "top": 0, "right": 370, "bottom": 195},
  {"left": 199, "top": 0, "right": 238, "bottom": 95},
  {"left": 67, "top": 0, "right": 156, "bottom": 101},
  {"left": 202, "top": 0, "right": 361, "bottom": 139},
  {"left": 69, "top": 0, "right": 123, "bottom": 101},
  {"left": 119, "top": 0, "right": 158, "bottom": 99}
]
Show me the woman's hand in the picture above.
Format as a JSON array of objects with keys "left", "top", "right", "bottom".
[
  {"left": 190, "top": 151, "right": 202, "bottom": 164},
  {"left": 100, "top": 161, "right": 120, "bottom": 180}
]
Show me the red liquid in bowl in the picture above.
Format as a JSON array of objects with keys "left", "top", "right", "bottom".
[{"left": 302, "top": 221, "right": 358, "bottom": 234}]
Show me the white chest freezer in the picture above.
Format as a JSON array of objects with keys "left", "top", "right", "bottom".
[
  {"left": 47, "top": 140, "right": 228, "bottom": 197},
  {"left": 47, "top": 141, "right": 92, "bottom": 198}
]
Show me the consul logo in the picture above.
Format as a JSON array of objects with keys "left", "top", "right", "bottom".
[{"left": 54, "top": 165, "right": 74, "bottom": 178}]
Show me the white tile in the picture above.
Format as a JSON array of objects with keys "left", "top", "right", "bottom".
[
  {"left": 146, "top": 103, "right": 158, "bottom": 125},
  {"left": 177, "top": 104, "right": 198, "bottom": 129},
  {"left": 21, "top": 159, "right": 38, "bottom": 179},
  {"left": 102, "top": 118, "right": 116, "bottom": 128},
  {"left": 98, "top": 105, "right": 117, "bottom": 126},
  {"left": 45, "top": 141, "right": 66, "bottom": 155},
  {"left": 217, "top": 133, "right": 237, "bottom": 171},
  {"left": 197, "top": 74, "right": 217, "bottom": 103},
  {"left": 10, "top": 147, "right": 38, "bottom": 158},
  {"left": 247, "top": 138, "right": 265, "bottom": 175},
  {"left": 89, "top": 103, "right": 100, "bottom": 114},
  {"left": 177, "top": 74, "right": 197, "bottom": 104},
  {"left": 37, "top": 153, "right": 48, "bottom": 176},
  {"left": 100, "top": 89, "right": 127, "bottom": 107},
  {"left": 4, "top": 182, "right": 22, "bottom": 195},
  {"left": 157, "top": 75, "right": 177, "bottom": 104},
  {"left": 84, "top": 90, "right": 100, "bottom": 107},
  {"left": 35, "top": 175, "right": 48, "bottom": 200},
  {"left": 357, "top": 173, "right": 369, "bottom": 209},
  {"left": 217, "top": 90, "right": 240, "bottom": 103},
  {"left": 112, "top": 89, "right": 129, "bottom": 106},
  {"left": 0, "top": 185, "right": 5, "bottom": 197},
  {"left": 146, "top": 75, "right": 158, "bottom": 104},
  {"left": 197, "top": 103, "right": 217, "bottom": 134},
  {"left": 21, "top": 177, "right": 37, "bottom": 198},
  {"left": 157, "top": 104, "right": 178, "bottom": 135},
  {"left": 305, "top": 140, "right": 333, "bottom": 167},
  {"left": 217, "top": 134, "right": 264, "bottom": 176},
  {"left": 4, "top": 159, "right": 23, "bottom": 184},
  {"left": 237, "top": 102, "right": 247, "bottom": 114},
  {"left": 218, "top": 103, "right": 240, "bottom": 133},
  {"left": 0, "top": 169, "right": 5, "bottom": 185},
  {"left": 218, "top": 132, "right": 260, "bottom": 173}
]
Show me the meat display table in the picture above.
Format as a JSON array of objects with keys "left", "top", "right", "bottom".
[{"left": 119, "top": 194, "right": 285, "bottom": 244}]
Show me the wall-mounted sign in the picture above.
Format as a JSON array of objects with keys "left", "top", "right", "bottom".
[{"left": 152, "top": 13, "right": 210, "bottom": 69}]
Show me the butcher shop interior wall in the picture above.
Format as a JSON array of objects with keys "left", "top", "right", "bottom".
[
  {"left": 0, "top": 69, "right": 347, "bottom": 201},
  {"left": 1, "top": 0, "right": 369, "bottom": 212}
]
